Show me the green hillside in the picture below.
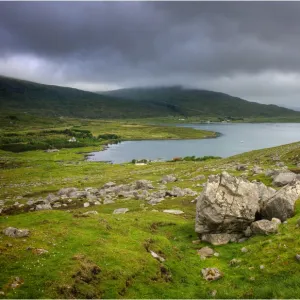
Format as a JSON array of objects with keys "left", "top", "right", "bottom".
[
  {"left": 105, "top": 86, "right": 300, "bottom": 119},
  {"left": 0, "top": 76, "right": 171, "bottom": 119},
  {"left": 1, "top": 76, "right": 300, "bottom": 120}
]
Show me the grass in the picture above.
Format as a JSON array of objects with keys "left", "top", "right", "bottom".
[{"left": 1, "top": 116, "right": 300, "bottom": 298}]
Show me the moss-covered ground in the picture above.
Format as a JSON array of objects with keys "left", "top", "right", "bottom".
[{"left": 1, "top": 116, "right": 300, "bottom": 298}]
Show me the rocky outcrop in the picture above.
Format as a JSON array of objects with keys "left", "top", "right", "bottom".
[
  {"left": 195, "top": 172, "right": 260, "bottom": 236},
  {"left": 261, "top": 180, "right": 300, "bottom": 221},
  {"left": 195, "top": 172, "right": 300, "bottom": 244}
]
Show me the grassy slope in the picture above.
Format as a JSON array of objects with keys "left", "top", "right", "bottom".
[
  {"left": 104, "top": 86, "right": 300, "bottom": 119},
  {"left": 2, "top": 76, "right": 300, "bottom": 120},
  {"left": 1, "top": 118, "right": 300, "bottom": 298}
]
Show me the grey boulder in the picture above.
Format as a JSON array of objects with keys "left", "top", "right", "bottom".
[
  {"left": 251, "top": 219, "right": 279, "bottom": 235},
  {"left": 3, "top": 227, "right": 30, "bottom": 238},
  {"left": 273, "top": 172, "right": 297, "bottom": 187}
]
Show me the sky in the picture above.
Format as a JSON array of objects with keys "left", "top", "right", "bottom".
[{"left": 1, "top": 1, "right": 300, "bottom": 107}]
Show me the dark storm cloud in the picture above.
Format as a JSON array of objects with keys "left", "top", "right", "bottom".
[{"left": 1, "top": 1, "right": 300, "bottom": 105}]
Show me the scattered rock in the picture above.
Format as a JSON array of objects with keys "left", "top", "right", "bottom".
[
  {"left": 276, "top": 162, "right": 285, "bottom": 167},
  {"left": 241, "top": 247, "right": 248, "bottom": 253},
  {"left": 82, "top": 211, "right": 98, "bottom": 216},
  {"left": 192, "top": 240, "right": 201, "bottom": 244},
  {"left": 201, "top": 233, "right": 242, "bottom": 245},
  {"left": 244, "top": 226, "right": 252, "bottom": 237},
  {"left": 201, "top": 268, "right": 223, "bottom": 281},
  {"left": 261, "top": 180, "right": 300, "bottom": 221},
  {"left": 273, "top": 172, "right": 296, "bottom": 187},
  {"left": 271, "top": 217, "right": 282, "bottom": 225},
  {"left": 252, "top": 165, "right": 263, "bottom": 174},
  {"left": 192, "top": 175, "right": 206, "bottom": 181},
  {"left": 35, "top": 203, "right": 52, "bottom": 211},
  {"left": 150, "top": 250, "right": 165, "bottom": 262},
  {"left": 260, "top": 265, "right": 265, "bottom": 270},
  {"left": 134, "top": 180, "right": 154, "bottom": 190},
  {"left": 161, "top": 174, "right": 177, "bottom": 184},
  {"left": 213, "top": 252, "right": 220, "bottom": 257},
  {"left": 83, "top": 202, "right": 90, "bottom": 208},
  {"left": 32, "top": 248, "right": 48, "bottom": 255},
  {"left": 236, "top": 164, "right": 247, "bottom": 171},
  {"left": 296, "top": 254, "right": 300, "bottom": 261},
  {"left": 103, "top": 182, "right": 116, "bottom": 189},
  {"left": 229, "top": 258, "right": 241, "bottom": 266},
  {"left": 113, "top": 208, "right": 129, "bottom": 214},
  {"left": 197, "top": 246, "right": 214, "bottom": 258},
  {"left": 163, "top": 209, "right": 184, "bottom": 215},
  {"left": 251, "top": 219, "right": 279, "bottom": 235},
  {"left": 3, "top": 227, "right": 30, "bottom": 238},
  {"left": 10, "top": 277, "right": 24, "bottom": 289},
  {"left": 211, "top": 290, "right": 217, "bottom": 297}
]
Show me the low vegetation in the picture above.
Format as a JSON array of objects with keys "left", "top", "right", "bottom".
[{"left": 0, "top": 116, "right": 300, "bottom": 299}]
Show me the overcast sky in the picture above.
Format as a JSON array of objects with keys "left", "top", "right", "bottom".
[{"left": 1, "top": 1, "right": 300, "bottom": 107}]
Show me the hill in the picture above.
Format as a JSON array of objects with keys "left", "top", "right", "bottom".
[
  {"left": 0, "top": 76, "right": 172, "bottom": 119},
  {"left": 1, "top": 76, "right": 300, "bottom": 119},
  {"left": 104, "top": 86, "right": 300, "bottom": 119}
]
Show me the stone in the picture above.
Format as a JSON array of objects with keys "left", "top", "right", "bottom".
[
  {"left": 148, "top": 198, "right": 164, "bottom": 205},
  {"left": 271, "top": 218, "right": 282, "bottom": 225},
  {"left": 273, "top": 172, "right": 297, "bottom": 187},
  {"left": 52, "top": 203, "right": 62, "bottom": 208},
  {"left": 113, "top": 208, "right": 129, "bottom": 214},
  {"left": 252, "top": 166, "right": 263, "bottom": 174},
  {"left": 236, "top": 164, "right": 247, "bottom": 171},
  {"left": 195, "top": 172, "right": 261, "bottom": 237},
  {"left": 244, "top": 226, "right": 252, "bottom": 237},
  {"left": 166, "top": 187, "right": 186, "bottom": 197},
  {"left": 192, "top": 240, "right": 201, "bottom": 244},
  {"left": 229, "top": 258, "right": 241, "bottom": 266},
  {"left": 261, "top": 180, "right": 300, "bottom": 221},
  {"left": 94, "top": 201, "right": 101, "bottom": 205},
  {"left": 213, "top": 252, "right": 220, "bottom": 257},
  {"left": 150, "top": 250, "right": 165, "bottom": 262},
  {"left": 241, "top": 247, "right": 248, "bottom": 253},
  {"left": 201, "top": 233, "right": 242, "bottom": 245},
  {"left": 296, "top": 254, "right": 300, "bottom": 261},
  {"left": 211, "top": 290, "right": 217, "bottom": 297},
  {"left": 103, "top": 199, "right": 115, "bottom": 205},
  {"left": 163, "top": 209, "right": 184, "bottom": 215},
  {"left": 201, "top": 268, "right": 223, "bottom": 281},
  {"left": 57, "top": 187, "right": 77, "bottom": 196},
  {"left": 46, "top": 193, "right": 59, "bottom": 203},
  {"left": 192, "top": 175, "right": 206, "bottom": 181},
  {"left": 35, "top": 203, "right": 52, "bottom": 211},
  {"left": 103, "top": 182, "right": 116, "bottom": 189},
  {"left": 251, "top": 219, "right": 279, "bottom": 235},
  {"left": 32, "top": 248, "right": 48, "bottom": 255},
  {"left": 260, "top": 265, "right": 265, "bottom": 270},
  {"left": 276, "top": 162, "right": 285, "bottom": 167},
  {"left": 197, "top": 246, "right": 214, "bottom": 258},
  {"left": 3, "top": 227, "right": 30, "bottom": 238},
  {"left": 82, "top": 211, "right": 98, "bottom": 216},
  {"left": 134, "top": 180, "right": 154, "bottom": 190},
  {"left": 83, "top": 202, "right": 90, "bottom": 208},
  {"left": 161, "top": 174, "right": 177, "bottom": 184}
]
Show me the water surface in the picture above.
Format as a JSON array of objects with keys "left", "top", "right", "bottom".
[{"left": 88, "top": 123, "right": 300, "bottom": 164}]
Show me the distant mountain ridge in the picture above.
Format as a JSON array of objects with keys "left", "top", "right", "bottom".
[{"left": 1, "top": 75, "right": 299, "bottom": 119}]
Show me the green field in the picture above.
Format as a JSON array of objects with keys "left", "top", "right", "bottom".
[{"left": 1, "top": 116, "right": 300, "bottom": 298}]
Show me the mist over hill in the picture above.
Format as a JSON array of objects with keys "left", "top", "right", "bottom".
[{"left": 1, "top": 76, "right": 299, "bottom": 119}]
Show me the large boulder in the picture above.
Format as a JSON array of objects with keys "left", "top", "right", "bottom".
[
  {"left": 261, "top": 180, "right": 300, "bottom": 221},
  {"left": 273, "top": 172, "right": 297, "bottom": 187},
  {"left": 195, "top": 172, "right": 261, "bottom": 237}
]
